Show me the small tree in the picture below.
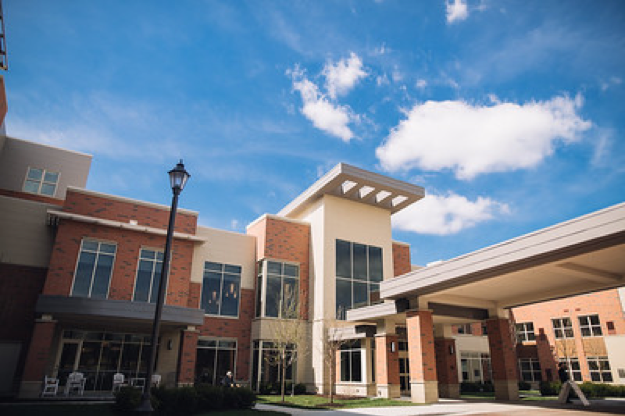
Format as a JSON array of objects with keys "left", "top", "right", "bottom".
[
  {"left": 263, "top": 285, "right": 309, "bottom": 402},
  {"left": 319, "top": 320, "right": 349, "bottom": 404}
]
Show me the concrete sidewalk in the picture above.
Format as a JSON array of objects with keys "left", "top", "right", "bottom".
[{"left": 255, "top": 398, "right": 625, "bottom": 416}]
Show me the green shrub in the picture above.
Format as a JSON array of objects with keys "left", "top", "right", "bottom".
[
  {"left": 113, "top": 386, "right": 142, "bottom": 412},
  {"left": 232, "top": 386, "right": 256, "bottom": 408},
  {"left": 460, "top": 381, "right": 493, "bottom": 393},
  {"left": 580, "top": 382, "right": 625, "bottom": 398},
  {"left": 294, "top": 383, "right": 307, "bottom": 395},
  {"left": 195, "top": 384, "right": 224, "bottom": 412},
  {"left": 518, "top": 380, "right": 531, "bottom": 390},
  {"left": 539, "top": 381, "right": 561, "bottom": 396}
]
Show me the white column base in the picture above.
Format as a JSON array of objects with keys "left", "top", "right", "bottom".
[
  {"left": 410, "top": 380, "right": 439, "bottom": 403},
  {"left": 438, "top": 383, "right": 460, "bottom": 399},
  {"left": 377, "top": 383, "right": 401, "bottom": 398},
  {"left": 493, "top": 380, "right": 519, "bottom": 401}
]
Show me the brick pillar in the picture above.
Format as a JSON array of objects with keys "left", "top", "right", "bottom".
[
  {"left": 177, "top": 328, "right": 199, "bottom": 386},
  {"left": 19, "top": 318, "right": 57, "bottom": 398},
  {"left": 434, "top": 338, "right": 459, "bottom": 398},
  {"left": 375, "top": 334, "right": 400, "bottom": 398},
  {"left": 406, "top": 310, "right": 438, "bottom": 403},
  {"left": 486, "top": 318, "right": 519, "bottom": 400},
  {"left": 536, "top": 328, "right": 557, "bottom": 382}
]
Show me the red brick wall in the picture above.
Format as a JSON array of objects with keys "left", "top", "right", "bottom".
[
  {"left": 375, "top": 334, "right": 400, "bottom": 385},
  {"left": 197, "top": 288, "right": 255, "bottom": 382},
  {"left": 247, "top": 216, "right": 311, "bottom": 320},
  {"left": 63, "top": 190, "right": 197, "bottom": 235},
  {"left": 43, "top": 219, "right": 195, "bottom": 307},
  {"left": 406, "top": 310, "right": 437, "bottom": 382},
  {"left": 434, "top": 338, "right": 458, "bottom": 384},
  {"left": 178, "top": 329, "right": 199, "bottom": 385},
  {"left": 21, "top": 320, "right": 57, "bottom": 381},
  {"left": 486, "top": 318, "right": 518, "bottom": 381},
  {"left": 392, "top": 243, "right": 411, "bottom": 277}
]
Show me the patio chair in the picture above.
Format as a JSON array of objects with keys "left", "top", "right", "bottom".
[
  {"left": 151, "top": 374, "right": 161, "bottom": 387},
  {"left": 112, "top": 373, "right": 127, "bottom": 392},
  {"left": 130, "top": 377, "right": 146, "bottom": 391},
  {"left": 41, "top": 376, "right": 59, "bottom": 397},
  {"left": 65, "top": 372, "right": 86, "bottom": 396}
]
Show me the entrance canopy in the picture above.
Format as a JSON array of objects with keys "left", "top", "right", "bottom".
[{"left": 348, "top": 202, "right": 625, "bottom": 323}]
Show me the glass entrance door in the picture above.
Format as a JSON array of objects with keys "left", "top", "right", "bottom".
[{"left": 56, "top": 341, "right": 80, "bottom": 388}]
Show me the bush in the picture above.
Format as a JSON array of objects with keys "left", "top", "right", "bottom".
[
  {"left": 460, "top": 381, "right": 493, "bottom": 393},
  {"left": 294, "top": 383, "right": 307, "bottom": 395},
  {"left": 113, "top": 386, "right": 142, "bottom": 412},
  {"left": 580, "top": 382, "right": 625, "bottom": 398},
  {"left": 195, "top": 384, "right": 224, "bottom": 412},
  {"left": 156, "top": 386, "right": 198, "bottom": 415},
  {"left": 518, "top": 380, "right": 531, "bottom": 390},
  {"left": 539, "top": 381, "right": 561, "bottom": 396}
]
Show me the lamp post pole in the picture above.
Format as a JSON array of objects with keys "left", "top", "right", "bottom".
[{"left": 137, "top": 161, "right": 190, "bottom": 413}]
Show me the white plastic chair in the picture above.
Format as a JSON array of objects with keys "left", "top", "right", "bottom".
[
  {"left": 65, "top": 372, "right": 86, "bottom": 396},
  {"left": 41, "top": 376, "right": 59, "bottom": 397},
  {"left": 130, "top": 377, "right": 146, "bottom": 391},
  {"left": 112, "top": 373, "right": 127, "bottom": 392},
  {"left": 151, "top": 374, "right": 161, "bottom": 387}
]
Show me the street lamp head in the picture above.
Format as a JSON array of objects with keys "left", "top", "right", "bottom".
[{"left": 169, "top": 160, "right": 190, "bottom": 193}]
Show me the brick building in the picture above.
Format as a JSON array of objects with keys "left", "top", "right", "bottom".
[{"left": 0, "top": 135, "right": 623, "bottom": 402}]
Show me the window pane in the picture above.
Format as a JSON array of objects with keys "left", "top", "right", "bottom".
[
  {"left": 44, "top": 171, "right": 59, "bottom": 183},
  {"left": 353, "top": 281, "right": 367, "bottom": 308},
  {"left": 336, "top": 240, "right": 351, "bottom": 278},
  {"left": 91, "top": 254, "right": 114, "bottom": 298},
  {"left": 216, "top": 348, "right": 236, "bottom": 383},
  {"left": 134, "top": 259, "right": 153, "bottom": 302},
  {"left": 27, "top": 168, "right": 43, "bottom": 180},
  {"left": 267, "top": 261, "right": 282, "bottom": 275},
  {"left": 40, "top": 183, "right": 56, "bottom": 196},
  {"left": 352, "top": 243, "right": 367, "bottom": 281},
  {"left": 221, "top": 274, "right": 240, "bottom": 317},
  {"left": 73, "top": 251, "right": 96, "bottom": 297},
  {"left": 23, "top": 180, "right": 40, "bottom": 193},
  {"left": 142, "top": 250, "right": 156, "bottom": 260},
  {"left": 283, "top": 264, "right": 299, "bottom": 277},
  {"left": 255, "top": 275, "right": 263, "bottom": 318},
  {"left": 265, "top": 276, "right": 281, "bottom": 318},
  {"left": 224, "top": 264, "right": 242, "bottom": 274},
  {"left": 149, "top": 265, "right": 162, "bottom": 303},
  {"left": 369, "top": 283, "right": 380, "bottom": 304},
  {"left": 351, "top": 350, "right": 362, "bottom": 382},
  {"left": 340, "top": 351, "right": 350, "bottom": 382},
  {"left": 368, "top": 246, "right": 383, "bottom": 282},
  {"left": 336, "top": 278, "right": 352, "bottom": 319},
  {"left": 282, "top": 277, "right": 299, "bottom": 318},
  {"left": 196, "top": 348, "right": 217, "bottom": 385},
  {"left": 100, "top": 243, "right": 116, "bottom": 254},
  {"left": 202, "top": 272, "right": 222, "bottom": 315},
  {"left": 205, "top": 262, "right": 222, "bottom": 272}
]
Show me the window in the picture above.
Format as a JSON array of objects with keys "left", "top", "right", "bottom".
[
  {"left": 72, "top": 240, "right": 116, "bottom": 299},
  {"left": 578, "top": 315, "right": 602, "bottom": 337},
  {"left": 336, "top": 240, "right": 383, "bottom": 319},
  {"left": 559, "top": 358, "right": 582, "bottom": 382},
  {"left": 201, "top": 262, "right": 242, "bottom": 317},
  {"left": 251, "top": 340, "right": 297, "bottom": 391},
  {"left": 516, "top": 322, "right": 536, "bottom": 342},
  {"left": 23, "top": 167, "right": 59, "bottom": 196},
  {"left": 456, "top": 323, "right": 473, "bottom": 335},
  {"left": 133, "top": 249, "right": 164, "bottom": 303},
  {"left": 518, "top": 358, "right": 542, "bottom": 382},
  {"left": 552, "top": 317, "right": 574, "bottom": 339},
  {"left": 340, "top": 340, "right": 362, "bottom": 382},
  {"left": 196, "top": 338, "right": 237, "bottom": 385},
  {"left": 587, "top": 357, "right": 613, "bottom": 382},
  {"left": 255, "top": 260, "right": 299, "bottom": 319},
  {"left": 460, "top": 352, "right": 491, "bottom": 383}
]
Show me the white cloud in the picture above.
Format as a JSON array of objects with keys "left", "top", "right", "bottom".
[
  {"left": 290, "top": 68, "right": 356, "bottom": 142},
  {"left": 322, "top": 52, "right": 368, "bottom": 99},
  {"left": 446, "top": 0, "right": 468, "bottom": 24},
  {"left": 392, "top": 193, "right": 510, "bottom": 235},
  {"left": 376, "top": 94, "right": 591, "bottom": 179},
  {"left": 416, "top": 79, "right": 428, "bottom": 89}
]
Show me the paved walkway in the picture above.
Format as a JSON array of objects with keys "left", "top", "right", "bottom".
[{"left": 255, "top": 398, "right": 625, "bottom": 416}]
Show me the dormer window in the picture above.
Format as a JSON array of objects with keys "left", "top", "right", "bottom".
[{"left": 23, "top": 167, "right": 59, "bottom": 197}]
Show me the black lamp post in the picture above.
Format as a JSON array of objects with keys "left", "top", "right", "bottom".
[{"left": 137, "top": 160, "right": 190, "bottom": 413}]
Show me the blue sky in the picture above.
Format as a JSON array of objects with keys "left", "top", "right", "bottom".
[{"left": 4, "top": 0, "right": 625, "bottom": 266}]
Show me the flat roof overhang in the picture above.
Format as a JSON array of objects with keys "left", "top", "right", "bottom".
[
  {"left": 277, "top": 163, "right": 425, "bottom": 218},
  {"left": 36, "top": 295, "right": 205, "bottom": 331},
  {"left": 382, "top": 202, "right": 625, "bottom": 310}
]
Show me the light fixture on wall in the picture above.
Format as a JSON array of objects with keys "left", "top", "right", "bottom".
[
  {"left": 449, "top": 345, "right": 455, "bottom": 355},
  {"left": 167, "top": 339, "right": 173, "bottom": 350},
  {"left": 390, "top": 341, "right": 396, "bottom": 353}
]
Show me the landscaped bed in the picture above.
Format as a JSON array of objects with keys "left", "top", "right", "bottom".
[{"left": 258, "top": 394, "right": 422, "bottom": 409}]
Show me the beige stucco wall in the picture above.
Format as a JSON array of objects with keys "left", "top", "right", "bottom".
[
  {"left": 190, "top": 226, "right": 256, "bottom": 290},
  {"left": 0, "top": 196, "right": 56, "bottom": 267},
  {"left": 604, "top": 335, "right": 625, "bottom": 384},
  {"left": 0, "top": 136, "right": 91, "bottom": 199}
]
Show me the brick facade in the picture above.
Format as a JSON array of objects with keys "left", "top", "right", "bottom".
[
  {"left": 392, "top": 243, "right": 411, "bottom": 277},
  {"left": 375, "top": 334, "right": 400, "bottom": 385},
  {"left": 485, "top": 318, "right": 518, "bottom": 382},
  {"left": 21, "top": 320, "right": 57, "bottom": 382},
  {"left": 405, "top": 310, "right": 437, "bottom": 382},
  {"left": 178, "top": 329, "right": 199, "bottom": 385}
]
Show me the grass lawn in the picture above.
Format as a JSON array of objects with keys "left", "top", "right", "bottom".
[
  {"left": 0, "top": 403, "right": 286, "bottom": 416},
  {"left": 258, "top": 394, "right": 422, "bottom": 409}
]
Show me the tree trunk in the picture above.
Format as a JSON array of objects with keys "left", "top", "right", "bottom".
[
  {"left": 281, "top": 351, "right": 287, "bottom": 402},
  {"left": 329, "top": 348, "right": 335, "bottom": 404}
]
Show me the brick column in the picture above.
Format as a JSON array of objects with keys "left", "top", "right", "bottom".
[
  {"left": 486, "top": 317, "right": 519, "bottom": 400},
  {"left": 177, "top": 328, "right": 199, "bottom": 386},
  {"left": 19, "top": 318, "right": 57, "bottom": 398},
  {"left": 536, "top": 328, "right": 557, "bottom": 382},
  {"left": 434, "top": 338, "right": 459, "bottom": 398},
  {"left": 406, "top": 310, "right": 438, "bottom": 403},
  {"left": 375, "top": 334, "right": 400, "bottom": 398}
]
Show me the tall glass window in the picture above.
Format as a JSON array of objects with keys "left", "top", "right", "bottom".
[
  {"left": 340, "top": 339, "right": 362, "bottom": 382},
  {"left": 255, "top": 260, "right": 300, "bottom": 319},
  {"left": 518, "top": 358, "right": 542, "bottom": 382},
  {"left": 23, "top": 167, "right": 60, "bottom": 196},
  {"left": 201, "top": 262, "right": 241, "bottom": 317},
  {"left": 336, "top": 240, "right": 383, "bottom": 319},
  {"left": 195, "top": 338, "right": 237, "bottom": 385},
  {"left": 251, "top": 341, "right": 297, "bottom": 392},
  {"left": 133, "top": 249, "right": 164, "bottom": 303},
  {"left": 72, "top": 240, "right": 116, "bottom": 299}
]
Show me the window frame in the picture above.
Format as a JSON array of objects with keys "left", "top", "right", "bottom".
[
  {"left": 196, "top": 337, "right": 238, "bottom": 385},
  {"left": 516, "top": 322, "right": 536, "bottom": 342},
  {"left": 70, "top": 239, "right": 117, "bottom": 299},
  {"left": 559, "top": 357, "right": 583, "bottom": 382},
  {"left": 518, "top": 357, "right": 542, "bottom": 382},
  {"left": 578, "top": 314, "right": 603, "bottom": 337},
  {"left": 340, "top": 339, "right": 363, "bottom": 383},
  {"left": 132, "top": 248, "right": 165, "bottom": 303},
  {"left": 23, "top": 166, "right": 60, "bottom": 197},
  {"left": 587, "top": 356, "right": 613, "bottom": 383},
  {"left": 255, "top": 259, "right": 300, "bottom": 320},
  {"left": 201, "top": 261, "right": 242, "bottom": 318},
  {"left": 552, "top": 317, "right": 574, "bottom": 339}
]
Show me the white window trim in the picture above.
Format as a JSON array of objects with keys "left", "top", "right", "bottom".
[
  {"left": 201, "top": 261, "right": 243, "bottom": 319},
  {"left": 70, "top": 239, "right": 116, "bottom": 299},
  {"left": 131, "top": 247, "right": 166, "bottom": 304},
  {"left": 22, "top": 166, "right": 60, "bottom": 197}
]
